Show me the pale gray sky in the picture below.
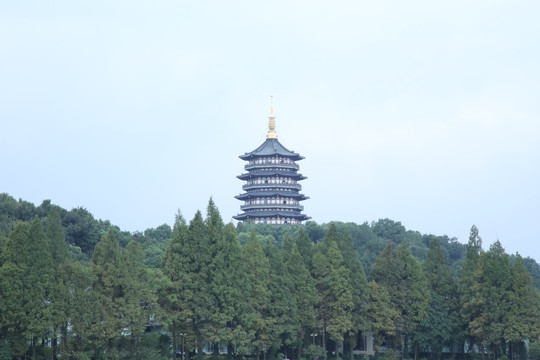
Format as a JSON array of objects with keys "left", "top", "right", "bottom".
[{"left": 1, "top": 1, "right": 539, "bottom": 260}]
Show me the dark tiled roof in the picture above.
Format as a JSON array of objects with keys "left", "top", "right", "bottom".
[
  {"left": 233, "top": 210, "right": 311, "bottom": 221},
  {"left": 239, "top": 138, "right": 304, "bottom": 161},
  {"left": 235, "top": 190, "right": 308, "bottom": 200},
  {"left": 237, "top": 170, "right": 307, "bottom": 180}
]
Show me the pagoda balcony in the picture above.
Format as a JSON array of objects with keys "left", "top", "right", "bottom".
[
  {"left": 240, "top": 203, "right": 304, "bottom": 211},
  {"left": 242, "top": 183, "right": 302, "bottom": 191},
  {"left": 245, "top": 162, "right": 299, "bottom": 171}
]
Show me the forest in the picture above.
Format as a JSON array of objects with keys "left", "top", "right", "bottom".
[{"left": 0, "top": 193, "right": 539, "bottom": 360}]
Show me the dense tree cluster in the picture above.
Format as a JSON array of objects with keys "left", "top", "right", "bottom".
[{"left": 0, "top": 193, "right": 539, "bottom": 360}]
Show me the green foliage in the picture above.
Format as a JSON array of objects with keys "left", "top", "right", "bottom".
[
  {"left": 2, "top": 195, "right": 540, "bottom": 359},
  {"left": 366, "top": 281, "right": 398, "bottom": 350},
  {"left": 0, "top": 342, "right": 13, "bottom": 360},
  {"left": 243, "top": 230, "right": 274, "bottom": 353},
  {"left": 530, "top": 341, "right": 540, "bottom": 360}
]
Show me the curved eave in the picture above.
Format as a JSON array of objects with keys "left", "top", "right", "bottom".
[
  {"left": 235, "top": 191, "right": 308, "bottom": 200},
  {"left": 237, "top": 171, "right": 307, "bottom": 180},
  {"left": 239, "top": 138, "right": 304, "bottom": 161},
  {"left": 233, "top": 211, "right": 311, "bottom": 221}
]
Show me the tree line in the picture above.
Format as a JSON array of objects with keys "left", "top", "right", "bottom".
[{"left": 0, "top": 194, "right": 539, "bottom": 360}]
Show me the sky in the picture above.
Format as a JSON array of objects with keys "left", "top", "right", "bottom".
[{"left": 1, "top": 1, "right": 539, "bottom": 261}]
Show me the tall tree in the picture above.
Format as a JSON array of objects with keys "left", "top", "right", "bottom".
[
  {"left": 243, "top": 230, "right": 273, "bottom": 359},
  {"left": 467, "top": 241, "right": 512, "bottom": 359},
  {"left": 370, "top": 241, "right": 429, "bottom": 356},
  {"left": 338, "top": 232, "right": 369, "bottom": 360},
  {"left": 504, "top": 254, "right": 540, "bottom": 359},
  {"left": 27, "top": 217, "right": 55, "bottom": 358},
  {"left": 458, "top": 225, "right": 484, "bottom": 353},
  {"left": 312, "top": 224, "right": 354, "bottom": 358},
  {"left": 160, "top": 211, "right": 190, "bottom": 359},
  {"left": 285, "top": 242, "right": 317, "bottom": 359},
  {"left": 90, "top": 227, "right": 127, "bottom": 354},
  {"left": 46, "top": 206, "right": 70, "bottom": 359},
  {"left": 208, "top": 223, "right": 249, "bottom": 356},
  {"left": 421, "top": 237, "right": 459, "bottom": 357},
  {"left": 366, "top": 281, "right": 399, "bottom": 352},
  {"left": 265, "top": 241, "right": 299, "bottom": 359},
  {"left": 0, "top": 222, "right": 33, "bottom": 358}
]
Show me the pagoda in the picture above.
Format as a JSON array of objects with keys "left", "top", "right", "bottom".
[{"left": 234, "top": 103, "right": 310, "bottom": 225}]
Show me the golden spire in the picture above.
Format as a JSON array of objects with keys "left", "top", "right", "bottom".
[{"left": 266, "top": 95, "right": 278, "bottom": 139}]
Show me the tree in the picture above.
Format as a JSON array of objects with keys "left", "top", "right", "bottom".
[
  {"left": 366, "top": 281, "right": 398, "bottom": 351},
  {"left": 369, "top": 241, "right": 429, "bottom": 356},
  {"left": 0, "top": 222, "right": 32, "bottom": 358},
  {"left": 295, "top": 228, "right": 314, "bottom": 270},
  {"left": 312, "top": 224, "right": 354, "bottom": 358},
  {"left": 243, "top": 230, "right": 273, "bottom": 359},
  {"left": 265, "top": 241, "right": 299, "bottom": 359},
  {"left": 504, "top": 254, "right": 540, "bottom": 359},
  {"left": 466, "top": 241, "right": 512, "bottom": 359},
  {"left": 0, "top": 218, "right": 55, "bottom": 359},
  {"left": 337, "top": 232, "right": 368, "bottom": 360},
  {"left": 46, "top": 206, "right": 70, "bottom": 358},
  {"left": 414, "top": 293, "right": 454, "bottom": 360},
  {"left": 458, "top": 225, "right": 484, "bottom": 353},
  {"left": 421, "top": 237, "right": 459, "bottom": 356},
  {"left": 208, "top": 223, "right": 249, "bottom": 356},
  {"left": 90, "top": 227, "right": 144, "bottom": 354},
  {"left": 160, "top": 211, "right": 189, "bottom": 359},
  {"left": 285, "top": 242, "right": 317, "bottom": 359}
]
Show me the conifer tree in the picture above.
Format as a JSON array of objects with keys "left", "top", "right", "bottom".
[
  {"left": 208, "top": 223, "right": 249, "bottom": 355},
  {"left": 370, "top": 241, "right": 429, "bottom": 355},
  {"left": 90, "top": 227, "right": 130, "bottom": 354},
  {"left": 0, "top": 222, "right": 32, "bottom": 357},
  {"left": 459, "top": 225, "right": 483, "bottom": 351},
  {"left": 46, "top": 206, "right": 70, "bottom": 358},
  {"left": 295, "top": 228, "right": 313, "bottom": 270},
  {"left": 504, "top": 253, "right": 540, "bottom": 359},
  {"left": 312, "top": 224, "right": 354, "bottom": 358},
  {"left": 27, "top": 217, "right": 55, "bottom": 358},
  {"left": 281, "top": 233, "right": 294, "bottom": 265},
  {"left": 186, "top": 210, "right": 213, "bottom": 358},
  {"left": 338, "top": 232, "right": 369, "bottom": 359},
  {"left": 265, "top": 241, "right": 299, "bottom": 359},
  {"left": 243, "top": 230, "right": 273, "bottom": 359},
  {"left": 420, "top": 238, "right": 459, "bottom": 357},
  {"left": 122, "top": 240, "right": 151, "bottom": 351},
  {"left": 285, "top": 242, "right": 317, "bottom": 359},
  {"left": 366, "top": 280, "right": 398, "bottom": 351},
  {"left": 160, "top": 211, "right": 190, "bottom": 359},
  {"left": 57, "top": 260, "right": 100, "bottom": 357}
]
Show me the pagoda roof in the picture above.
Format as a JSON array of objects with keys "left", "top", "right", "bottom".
[
  {"left": 239, "top": 138, "right": 304, "bottom": 161},
  {"left": 233, "top": 210, "right": 311, "bottom": 221},
  {"left": 237, "top": 170, "right": 307, "bottom": 180},
  {"left": 235, "top": 190, "right": 309, "bottom": 200}
]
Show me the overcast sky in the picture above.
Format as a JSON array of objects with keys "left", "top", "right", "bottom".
[{"left": 1, "top": 1, "right": 539, "bottom": 261}]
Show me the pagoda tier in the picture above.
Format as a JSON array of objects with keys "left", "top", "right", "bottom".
[{"left": 234, "top": 105, "right": 309, "bottom": 225}]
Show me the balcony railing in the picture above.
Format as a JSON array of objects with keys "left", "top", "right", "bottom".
[
  {"left": 245, "top": 162, "right": 299, "bottom": 171},
  {"left": 240, "top": 203, "right": 304, "bottom": 211},
  {"left": 242, "top": 183, "right": 302, "bottom": 191}
]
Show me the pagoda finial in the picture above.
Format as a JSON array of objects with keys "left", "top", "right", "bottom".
[{"left": 267, "top": 95, "right": 278, "bottom": 139}]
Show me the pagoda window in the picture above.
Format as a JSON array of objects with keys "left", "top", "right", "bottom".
[
  {"left": 283, "top": 200, "right": 287, "bottom": 204},
  {"left": 265, "top": 179, "right": 269, "bottom": 184}
]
